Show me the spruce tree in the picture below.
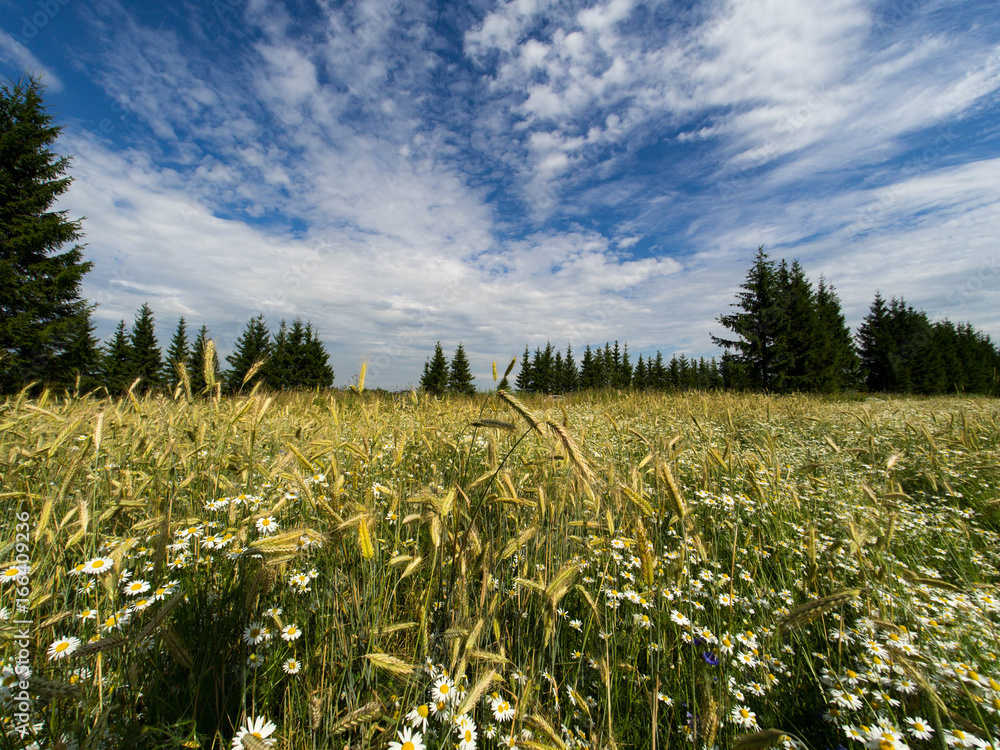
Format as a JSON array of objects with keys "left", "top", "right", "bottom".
[
  {"left": 101, "top": 320, "right": 133, "bottom": 395},
  {"left": 562, "top": 344, "right": 578, "bottom": 391},
  {"left": 267, "top": 320, "right": 293, "bottom": 390},
  {"left": 448, "top": 343, "right": 476, "bottom": 395},
  {"left": 578, "top": 346, "right": 594, "bottom": 390},
  {"left": 420, "top": 342, "right": 449, "bottom": 396},
  {"left": 856, "top": 292, "right": 894, "bottom": 392},
  {"left": 814, "top": 278, "right": 858, "bottom": 391},
  {"left": 652, "top": 351, "right": 666, "bottom": 390},
  {"left": 634, "top": 355, "right": 647, "bottom": 389},
  {"left": 712, "top": 247, "right": 782, "bottom": 391},
  {"left": 0, "top": 76, "right": 94, "bottom": 392},
  {"left": 775, "top": 260, "right": 818, "bottom": 392},
  {"left": 128, "top": 304, "right": 162, "bottom": 392},
  {"left": 619, "top": 343, "right": 632, "bottom": 387},
  {"left": 300, "top": 322, "right": 334, "bottom": 389},
  {"left": 164, "top": 317, "right": 190, "bottom": 391},
  {"left": 515, "top": 346, "right": 533, "bottom": 392},
  {"left": 60, "top": 308, "right": 100, "bottom": 392},
  {"left": 226, "top": 314, "right": 271, "bottom": 391}
]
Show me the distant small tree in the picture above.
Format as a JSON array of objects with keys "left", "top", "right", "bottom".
[
  {"left": 163, "top": 317, "right": 189, "bottom": 391},
  {"left": 448, "top": 343, "right": 476, "bottom": 395},
  {"left": 420, "top": 342, "right": 449, "bottom": 396},
  {"left": 128, "top": 304, "right": 162, "bottom": 391}
]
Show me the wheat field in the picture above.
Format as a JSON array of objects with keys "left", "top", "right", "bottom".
[{"left": 2, "top": 386, "right": 1000, "bottom": 750}]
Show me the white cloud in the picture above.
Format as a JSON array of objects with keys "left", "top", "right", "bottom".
[{"left": 0, "top": 30, "right": 63, "bottom": 90}]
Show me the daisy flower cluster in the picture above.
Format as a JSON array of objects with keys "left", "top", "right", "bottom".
[{"left": 397, "top": 663, "right": 526, "bottom": 750}]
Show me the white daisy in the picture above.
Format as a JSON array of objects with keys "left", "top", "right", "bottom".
[
  {"left": 47, "top": 636, "right": 81, "bottom": 661},
  {"left": 280, "top": 624, "right": 302, "bottom": 642},
  {"left": 231, "top": 716, "right": 276, "bottom": 749},
  {"left": 388, "top": 727, "right": 425, "bottom": 750}
]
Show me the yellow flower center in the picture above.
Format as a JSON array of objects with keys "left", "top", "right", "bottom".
[
  {"left": 418, "top": 705, "right": 429, "bottom": 718},
  {"left": 465, "top": 730, "right": 473, "bottom": 741},
  {"left": 740, "top": 709, "right": 750, "bottom": 719},
  {"left": 441, "top": 684, "right": 449, "bottom": 694},
  {"left": 55, "top": 642, "right": 69, "bottom": 652},
  {"left": 402, "top": 743, "right": 415, "bottom": 750}
]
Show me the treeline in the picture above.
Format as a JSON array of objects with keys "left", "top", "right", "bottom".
[
  {"left": 857, "top": 295, "right": 999, "bottom": 394},
  {"left": 417, "top": 248, "right": 999, "bottom": 396},
  {"left": 713, "top": 248, "right": 1000, "bottom": 394},
  {"left": 513, "top": 341, "right": 723, "bottom": 393},
  {"left": 75, "top": 306, "right": 334, "bottom": 395}
]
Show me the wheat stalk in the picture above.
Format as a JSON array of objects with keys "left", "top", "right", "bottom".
[
  {"left": 546, "top": 421, "right": 597, "bottom": 485},
  {"left": 497, "top": 390, "right": 546, "bottom": 436},
  {"left": 776, "top": 588, "right": 863, "bottom": 635},
  {"left": 734, "top": 728, "right": 793, "bottom": 749},
  {"left": 329, "top": 698, "right": 384, "bottom": 735}
]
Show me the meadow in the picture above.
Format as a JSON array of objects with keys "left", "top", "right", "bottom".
[{"left": 2, "top": 384, "right": 1000, "bottom": 750}]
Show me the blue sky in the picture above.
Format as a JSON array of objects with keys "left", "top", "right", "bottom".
[{"left": 2, "top": 0, "right": 999, "bottom": 388}]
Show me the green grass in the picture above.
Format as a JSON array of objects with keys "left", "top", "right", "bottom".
[{"left": 2, "top": 387, "right": 1000, "bottom": 750}]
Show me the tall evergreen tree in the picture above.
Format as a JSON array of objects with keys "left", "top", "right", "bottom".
[
  {"left": 775, "top": 260, "right": 818, "bottom": 392},
  {"left": 101, "top": 320, "right": 133, "bottom": 395},
  {"left": 562, "top": 344, "right": 578, "bottom": 392},
  {"left": 420, "top": 342, "right": 449, "bottom": 396},
  {"left": 579, "top": 345, "right": 596, "bottom": 390},
  {"left": 226, "top": 314, "right": 271, "bottom": 391},
  {"left": 712, "top": 247, "right": 783, "bottom": 391},
  {"left": 515, "top": 346, "right": 533, "bottom": 392},
  {"left": 0, "top": 76, "right": 94, "bottom": 392},
  {"left": 814, "top": 278, "right": 858, "bottom": 391},
  {"left": 128, "top": 304, "right": 162, "bottom": 391},
  {"left": 299, "top": 322, "right": 334, "bottom": 389},
  {"left": 448, "top": 343, "right": 476, "bottom": 395},
  {"left": 60, "top": 308, "right": 100, "bottom": 392},
  {"left": 267, "top": 320, "right": 293, "bottom": 390},
  {"left": 651, "top": 351, "right": 666, "bottom": 389},
  {"left": 619, "top": 343, "right": 632, "bottom": 388},
  {"left": 856, "top": 292, "right": 894, "bottom": 392},
  {"left": 163, "top": 317, "right": 189, "bottom": 391},
  {"left": 634, "top": 355, "right": 647, "bottom": 389}
]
